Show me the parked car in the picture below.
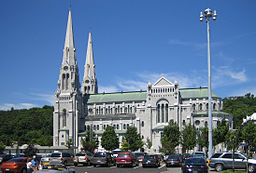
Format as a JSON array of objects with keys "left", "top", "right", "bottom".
[
  {"left": 0, "top": 154, "right": 13, "bottom": 164},
  {"left": 49, "top": 152, "right": 74, "bottom": 166},
  {"left": 192, "top": 151, "right": 206, "bottom": 159},
  {"left": 182, "top": 153, "right": 192, "bottom": 162},
  {"left": 115, "top": 152, "right": 138, "bottom": 167},
  {"left": 209, "top": 152, "right": 254, "bottom": 172},
  {"left": 112, "top": 150, "right": 121, "bottom": 159},
  {"left": 142, "top": 154, "right": 160, "bottom": 168},
  {"left": 181, "top": 157, "right": 208, "bottom": 173},
  {"left": 36, "top": 161, "right": 75, "bottom": 173},
  {"left": 1, "top": 157, "right": 27, "bottom": 173},
  {"left": 134, "top": 152, "right": 146, "bottom": 163},
  {"left": 41, "top": 154, "right": 52, "bottom": 168},
  {"left": 248, "top": 158, "right": 256, "bottom": 173},
  {"left": 164, "top": 154, "right": 182, "bottom": 167},
  {"left": 13, "top": 154, "right": 25, "bottom": 158},
  {"left": 91, "top": 152, "right": 115, "bottom": 167},
  {"left": 73, "top": 152, "right": 93, "bottom": 166},
  {"left": 206, "top": 152, "right": 223, "bottom": 165}
]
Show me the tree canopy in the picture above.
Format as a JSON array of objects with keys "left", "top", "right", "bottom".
[
  {"left": 125, "top": 126, "right": 143, "bottom": 151},
  {"left": 0, "top": 106, "right": 53, "bottom": 146},
  {"left": 161, "top": 120, "right": 180, "bottom": 154},
  {"left": 181, "top": 124, "right": 197, "bottom": 152},
  {"left": 101, "top": 126, "right": 119, "bottom": 151}
]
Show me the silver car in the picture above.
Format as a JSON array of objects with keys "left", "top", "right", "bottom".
[
  {"left": 209, "top": 152, "right": 249, "bottom": 172},
  {"left": 49, "top": 152, "right": 74, "bottom": 166}
]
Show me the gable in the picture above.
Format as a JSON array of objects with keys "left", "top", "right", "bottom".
[{"left": 154, "top": 77, "right": 173, "bottom": 87}]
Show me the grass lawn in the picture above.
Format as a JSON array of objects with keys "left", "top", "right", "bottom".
[{"left": 220, "top": 170, "right": 246, "bottom": 173}]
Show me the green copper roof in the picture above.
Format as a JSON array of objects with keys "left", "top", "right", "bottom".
[
  {"left": 85, "top": 91, "right": 147, "bottom": 104},
  {"left": 85, "top": 87, "right": 220, "bottom": 104},
  {"left": 179, "top": 87, "right": 220, "bottom": 99}
]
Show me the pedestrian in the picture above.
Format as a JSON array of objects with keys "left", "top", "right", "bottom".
[
  {"left": 31, "top": 155, "right": 39, "bottom": 171},
  {"left": 27, "top": 158, "right": 33, "bottom": 173}
]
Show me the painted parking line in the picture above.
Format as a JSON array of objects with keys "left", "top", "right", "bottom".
[{"left": 159, "top": 164, "right": 166, "bottom": 169}]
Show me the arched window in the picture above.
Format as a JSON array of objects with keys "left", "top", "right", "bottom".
[
  {"left": 94, "top": 125, "right": 96, "bottom": 130},
  {"left": 213, "top": 103, "right": 216, "bottom": 110},
  {"left": 205, "top": 121, "right": 208, "bottom": 128},
  {"left": 97, "top": 125, "right": 99, "bottom": 130},
  {"left": 195, "top": 120, "right": 200, "bottom": 126},
  {"left": 103, "top": 124, "right": 106, "bottom": 130},
  {"left": 192, "top": 104, "right": 196, "bottom": 111},
  {"left": 123, "top": 124, "right": 126, "bottom": 129},
  {"left": 141, "top": 121, "right": 144, "bottom": 127},
  {"left": 113, "top": 124, "right": 116, "bottom": 129},
  {"left": 199, "top": 103, "right": 203, "bottom": 111},
  {"left": 117, "top": 124, "right": 119, "bottom": 129}
]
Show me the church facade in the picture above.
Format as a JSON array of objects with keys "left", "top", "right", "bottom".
[{"left": 53, "top": 10, "right": 232, "bottom": 153}]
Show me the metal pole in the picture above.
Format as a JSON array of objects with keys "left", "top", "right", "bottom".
[{"left": 207, "top": 17, "right": 213, "bottom": 159}]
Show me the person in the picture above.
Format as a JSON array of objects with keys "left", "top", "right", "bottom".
[
  {"left": 31, "top": 155, "right": 39, "bottom": 171},
  {"left": 38, "top": 161, "right": 43, "bottom": 170},
  {"left": 27, "top": 158, "right": 33, "bottom": 173}
]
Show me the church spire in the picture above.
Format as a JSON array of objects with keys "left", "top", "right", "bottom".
[
  {"left": 62, "top": 10, "right": 76, "bottom": 66},
  {"left": 82, "top": 32, "right": 98, "bottom": 95},
  {"left": 56, "top": 9, "right": 80, "bottom": 93}
]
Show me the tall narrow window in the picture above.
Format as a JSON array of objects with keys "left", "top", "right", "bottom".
[
  {"left": 165, "top": 104, "right": 168, "bottom": 122},
  {"left": 157, "top": 104, "right": 160, "bottom": 123},
  {"left": 62, "top": 74, "right": 65, "bottom": 90},
  {"left": 62, "top": 109, "right": 67, "bottom": 127},
  {"left": 161, "top": 104, "right": 164, "bottom": 123},
  {"left": 66, "top": 73, "right": 69, "bottom": 89}
]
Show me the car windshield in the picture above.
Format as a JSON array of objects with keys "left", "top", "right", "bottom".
[
  {"left": 118, "top": 154, "right": 130, "bottom": 158},
  {"left": 76, "top": 153, "right": 85, "bottom": 156},
  {"left": 94, "top": 153, "right": 105, "bottom": 157},
  {"left": 8, "top": 158, "right": 25, "bottom": 162},
  {"left": 112, "top": 151, "right": 121, "bottom": 154},
  {"left": 185, "top": 158, "right": 205, "bottom": 164},
  {"left": 51, "top": 153, "right": 61, "bottom": 157},
  {"left": 0, "top": 154, "right": 6, "bottom": 157},
  {"left": 144, "top": 155, "right": 155, "bottom": 159},
  {"left": 211, "top": 153, "right": 222, "bottom": 158},
  {"left": 135, "top": 153, "right": 144, "bottom": 157},
  {"left": 167, "top": 155, "right": 179, "bottom": 159}
]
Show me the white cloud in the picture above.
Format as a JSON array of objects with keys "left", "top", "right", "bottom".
[
  {"left": 0, "top": 103, "right": 38, "bottom": 111},
  {"left": 213, "top": 66, "right": 248, "bottom": 88},
  {"left": 229, "top": 86, "right": 256, "bottom": 97},
  {"left": 98, "top": 86, "right": 119, "bottom": 93},
  {"left": 30, "top": 93, "right": 55, "bottom": 105}
]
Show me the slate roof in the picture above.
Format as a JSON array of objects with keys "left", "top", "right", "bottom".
[{"left": 85, "top": 87, "right": 220, "bottom": 104}]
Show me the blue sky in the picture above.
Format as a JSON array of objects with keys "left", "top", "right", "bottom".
[{"left": 1, "top": 0, "right": 256, "bottom": 110}]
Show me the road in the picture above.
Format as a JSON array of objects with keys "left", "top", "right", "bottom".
[{"left": 72, "top": 165, "right": 218, "bottom": 173}]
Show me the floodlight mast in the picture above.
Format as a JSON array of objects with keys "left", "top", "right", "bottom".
[{"left": 200, "top": 8, "right": 217, "bottom": 159}]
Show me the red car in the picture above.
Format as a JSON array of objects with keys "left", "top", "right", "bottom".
[
  {"left": 1, "top": 157, "right": 27, "bottom": 173},
  {"left": 116, "top": 152, "right": 138, "bottom": 168}
]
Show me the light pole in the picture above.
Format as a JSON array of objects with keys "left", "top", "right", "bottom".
[{"left": 200, "top": 8, "right": 217, "bottom": 159}]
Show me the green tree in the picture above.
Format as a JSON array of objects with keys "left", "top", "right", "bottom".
[
  {"left": 181, "top": 124, "right": 197, "bottom": 152},
  {"left": 197, "top": 127, "right": 208, "bottom": 150},
  {"left": 242, "top": 121, "right": 256, "bottom": 151},
  {"left": 125, "top": 126, "right": 143, "bottom": 151},
  {"left": 101, "top": 126, "right": 119, "bottom": 151},
  {"left": 145, "top": 138, "right": 152, "bottom": 150},
  {"left": 161, "top": 120, "right": 180, "bottom": 154},
  {"left": 120, "top": 140, "right": 130, "bottom": 151},
  {"left": 65, "top": 139, "right": 73, "bottom": 149},
  {"left": 0, "top": 141, "right": 6, "bottom": 153},
  {"left": 212, "top": 119, "right": 229, "bottom": 146},
  {"left": 225, "top": 128, "right": 242, "bottom": 172},
  {"left": 24, "top": 144, "right": 39, "bottom": 157},
  {"left": 80, "top": 129, "right": 97, "bottom": 153}
]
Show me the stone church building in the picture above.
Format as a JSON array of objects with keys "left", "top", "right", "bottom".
[{"left": 53, "top": 10, "right": 232, "bottom": 153}]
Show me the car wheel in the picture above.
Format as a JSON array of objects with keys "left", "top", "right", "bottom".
[
  {"left": 87, "top": 161, "right": 91, "bottom": 166},
  {"left": 117, "top": 164, "right": 120, "bottom": 168},
  {"left": 74, "top": 162, "right": 78, "bottom": 166},
  {"left": 93, "top": 164, "right": 96, "bottom": 167},
  {"left": 215, "top": 164, "right": 224, "bottom": 172},
  {"left": 248, "top": 164, "right": 256, "bottom": 173}
]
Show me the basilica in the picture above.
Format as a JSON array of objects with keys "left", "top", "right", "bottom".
[{"left": 53, "top": 10, "right": 232, "bottom": 153}]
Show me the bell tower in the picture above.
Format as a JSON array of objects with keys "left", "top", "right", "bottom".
[{"left": 53, "top": 10, "right": 84, "bottom": 149}]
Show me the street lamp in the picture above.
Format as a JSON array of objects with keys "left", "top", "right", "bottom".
[{"left": 200, "top": 8, "right": 217, "bottom": 159}]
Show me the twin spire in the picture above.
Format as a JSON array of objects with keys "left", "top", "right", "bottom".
[{"left": 60, "top": 9, "right": 97, "bottom": 95}]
